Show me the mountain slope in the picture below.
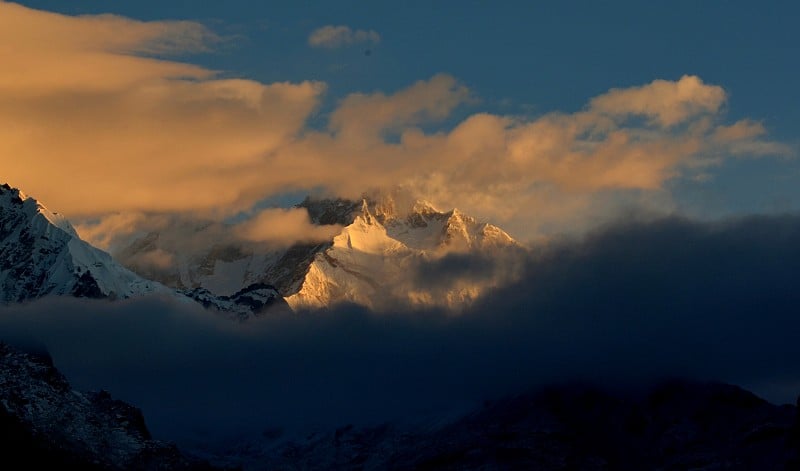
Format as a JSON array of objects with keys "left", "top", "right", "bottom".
[
  {"left": 0, "top": 183, "right": 284, "bottom": 318},
  {"left": 0, "top": 184, "right": 163, "bottom": 302}
]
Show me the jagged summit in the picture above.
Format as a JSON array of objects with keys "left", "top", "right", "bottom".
[
  {"left": 1, "top": 184, "right": 79, "bottom": 238},
  {"left": 299, "top": 188, "right": 443, "bottom": 227},
  {"left": 298, "top": 189, "right": 513, "bottom": 252},
  {"left": 299, "top": 196, "right": 360, "bottom": 226},
  {"left": 361, "top": 188, "right": 441, "bottom": 225},
  {"left": 285, "top": 193, "right": 520, "bottom": 309}
]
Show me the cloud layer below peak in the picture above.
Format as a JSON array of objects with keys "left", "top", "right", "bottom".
[{"left": 2, "top": 213, "right": 800, "bottom": 444}]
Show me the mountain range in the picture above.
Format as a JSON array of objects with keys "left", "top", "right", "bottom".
[
  {"left": 0, "top": 181, "right": 521, "bottom": 315},
  {"left": 114, "top": 190, "right": 521, "bottom": 311}
]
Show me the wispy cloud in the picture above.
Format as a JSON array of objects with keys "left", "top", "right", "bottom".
[
  {"left": 308, "top": 24, "right": 380, "bottom": 49},
  {"left": 235, "top": 207, "right": 343, "bottom": 245},
  {"left": 589, "top": 75, "right": 726, "bottom": 127}
]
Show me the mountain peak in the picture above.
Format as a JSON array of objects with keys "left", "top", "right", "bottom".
[
  {"left": 361, "top": 187, "right": 440, "bottom": 225},
  {"left": 283, "top": 190, "right": 521, "bottom": 310},
  {"left": 298, "top": 190, "right": 442, "bottom": 228},
  {"left": 112, "top": 187, "right": 520, "bottom": 312},
  {"left": 1, "top": 183, "right": 78, "bottom": 238}
]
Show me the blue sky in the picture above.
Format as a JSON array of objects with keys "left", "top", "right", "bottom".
[
  {"left": 6, "top": 0, "right": 800, "bottom": 234},
  {"left": 21, "top": 1, "right": 798, "bottom": 129}
]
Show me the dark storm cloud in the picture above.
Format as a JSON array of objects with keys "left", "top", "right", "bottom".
[{"left": 2, "top": 214, "right": 800, "bottom": 446}]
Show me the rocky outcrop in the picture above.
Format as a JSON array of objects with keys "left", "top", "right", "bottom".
[{"left": 183, "top": 282, "right": 290, "bottom": 320}]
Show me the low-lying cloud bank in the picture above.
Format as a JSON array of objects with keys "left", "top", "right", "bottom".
[{"left": 2, "top": 214, "right": 800, "bottom": 445}]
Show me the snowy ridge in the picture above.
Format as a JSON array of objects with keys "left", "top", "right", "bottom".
[
  {"left": 285, "top": 194, "right": 520, "bottom": 310},
  {"left": 0, "top": 183, "right": 166, "bottom": 302},
  {"left": 0, "top": 183, "right": 282, "bottom": 318}
]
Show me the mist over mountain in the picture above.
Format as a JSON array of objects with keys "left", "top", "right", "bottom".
[
  {"left": 3, "top": 181, "right": 800, "bottom": 468},
  {"left": 2, "top": 2, "right": 799, "bottom": 468},
  {"left": 111, "top": 187, "right": 523, "bottom": 311},
  {"left": 2, "top": 212, "right": 800, "bottom": 457}
]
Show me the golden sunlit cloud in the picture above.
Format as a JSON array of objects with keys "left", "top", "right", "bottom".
[
  {"left": 0, "top": 2, "right": 789, "bottom": 242},
  {"left": 589, "top": 75, "right": 726, "bottom": 127},
  {"left": 0, "top": 2, "right": 324, "bottom": 216},
  {"left": 235, "top": 208, "right": 344, "bottom": 246}
]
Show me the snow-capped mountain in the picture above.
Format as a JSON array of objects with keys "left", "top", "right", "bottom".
[
  {"left": 0, "top": 180, "right": 517, "bottom": 313},
  {"left": 116, "top": 189, "right": 522, "bottom": 311},
  {"left": 0, "top": 183, "right": 283, "bottom": 317},
  {"left": 284, "top": 195, "right": 520, "bottom": 310},
  {"left": 0, "top": 183, "right": 163, "bottom": 302}
]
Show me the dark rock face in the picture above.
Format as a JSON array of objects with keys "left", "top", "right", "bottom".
[
  {"left": 182, "top": 282, "right": 290, "bottom": 319},
  {"left": 299, "top": 197, "right": 360, "bottom": 226},
  {"left": 72, "top": 270, "right": 107, "bottom": 299},
  {"left": 254, "top": 381, "right": 799, "bottom": 470},
  {"left": 263, "top": 242, "right": 330, "bottom": 295},
  {"left": 0, "top": 343, "right": 216, "bottom": 470}
]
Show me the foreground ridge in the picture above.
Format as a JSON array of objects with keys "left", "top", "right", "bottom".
[{"left": 0, "top": 342, "right": 216, "bottom": 470}]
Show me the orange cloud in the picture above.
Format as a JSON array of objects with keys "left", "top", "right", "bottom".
[
  {"left": 236, "top": 208, "right": 343, "bottom": 246},
  {"left": 0, "top": 1, "right": 215, "bottom": 94},
  {"left": 0, "top": 3, "right": 789, "bottom": 243},
  {"left": 589, "top": 75, "right": 727, "bottom": 127},
  {"left": 73, "top": 213, "right": 150, "bottom": 251},
  {"left": 0, "top": 2, "right": 324, "bottom": 216},
  {"left": 329, "top": 74, "right": 471, "bottom": 141}
]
